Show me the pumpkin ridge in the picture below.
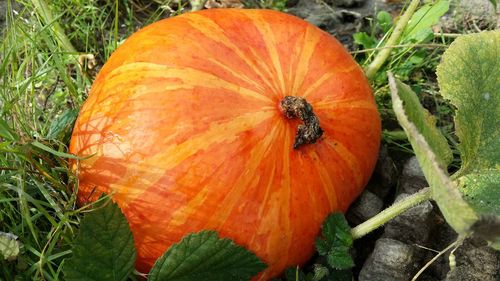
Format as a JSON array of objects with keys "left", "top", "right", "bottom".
[
  {"left": 292, "top": 25, "right": 322, "bottom": 97},
  {"left": 248, "top": 12, "right": 287, "bottom": 95},
  {"left": 324, "top": 140, "right": 365, "bottom": 189},
  {"left": 206, "top": 57, "right": 266, "bottom": 94},
  {"left": 99, "top": 110, "right": 275, "bottom": 206},
  {"left": 314, "top": 99, "right": 377, "bottom": 111},
  {"left": 301, "top": 64, "right": 359, "bottom": 99},
  {"left": 103, "top": 62, "right": 273, "bottom": 104},
  {"left": 164, "top": 120, "right": 281, "bottom": 229},
  {"left": 307, "top": 150, "right": 339, "bottom": 210},
  {"left": 203, "top": 122, "right": 282, "bottom": 229},
  {"left": 182, "top": 13, "right": 281, "bottom": 98}
]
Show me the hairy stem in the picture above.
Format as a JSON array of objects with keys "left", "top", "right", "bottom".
[
  {"left": 351, "top": 187, "right": 432, "bottom": 240},
  {"left": 364, "top": 0, "right": 421, "bottom": 79}
]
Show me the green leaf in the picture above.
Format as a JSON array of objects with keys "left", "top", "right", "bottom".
[
  {"left": 389, "top": 74, "right": 478, "bottom": 235},
  {"left": 312, "top": 265, "right": 329, "bottom": 281},
  {"left": 31, "top": 141, "right": 87, "bottom": 159},
  {"left": 353, "top": 32, "right": 377, "bottom": 50},
  {"left": 315, "top": 213, "right": 354, "bottom": 270},
  {"left": 436, "top": 30, "right": 500, "bottom": 176},
  {"left": 0, "top": 118, "right": 19, "bottom": 142},
  {"left": 148, "top": 230, "right": 266, "bottom": 281},
  {"left": 387, "top": 75, "right": 452, "bottom": 167},
  {"left": 402, "top": 0, "right": 449, "bottom": 43},
  {"left": 488, "top": 0, "right": 497, "bottom": 9},
  {"left": 45, "top": 109, "right": 78, "bottom": 140},
  {"left": 457, "top": 171, "right": 500, "bottom": 216},
  {"left": 0, "top": 232, "right": 20, "bottom": 261},
  {"left": 284, "top": 267, "right": 308, "bottom": 281},
  {"left": 63, "top": 200, "right": 136, "bottom": 281},
  {"left": 376, "top": 11, "right": 393, "bottom": 33}
]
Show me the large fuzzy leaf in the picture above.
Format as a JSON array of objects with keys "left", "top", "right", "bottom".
[
  {"left": 148, "top": 231, "right": 266, "bottom": 281},
  {"left": 389, "top": 74, "right": 477, "bottom": 235},
  {"left": 437, "top": 30, "right": 499, "bottom": 176},
  {"left": 64, "top": 201, "right": 136, "bottom": 281},
  {"left": 436, "top": 31, "right": 499, "bottom": 244}
]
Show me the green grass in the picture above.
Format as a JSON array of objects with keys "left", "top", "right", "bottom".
[
  {"left": 0, "top": 1, "right": 167, "bottom": 279},
  {"left": 0, "top": 0, "right": 481, "bottom": 279}
]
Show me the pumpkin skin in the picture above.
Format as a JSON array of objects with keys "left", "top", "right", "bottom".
[{"left": 70, "top": 8, "right": 381, "bottom": 280}]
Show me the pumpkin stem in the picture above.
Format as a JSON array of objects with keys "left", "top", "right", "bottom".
[{"left": 280, "top": 96, "right": 323, "bottom": 149}]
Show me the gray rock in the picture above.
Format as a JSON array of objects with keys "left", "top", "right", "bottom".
[
  {"left": 370, "top": 145, "right": 398, "bottom": 198},
  {"left": 383, "top": 193, "right": 434, "bottom": 244},
  {"left": 400, "top": 156, "right": 428, "bottom": 194},
  {"left": 328, "top": 0, "right": 366, "bottom": 8},
  {"left": 402, "top": 156, "right": 425, "bottom": 179},
  {"left": 454, "top": 0, "right": 498, "bottom": 30},
  {"left": 425, "top": 221, "right": 457, "bottom": 279},
  {"left": 446, "top": 237, "right": 500, "bottom": 281},
  {"left": 287, "top": 0, "right": 341, "bottom": 31},
  {"left": 359, "top": 238, "right": 417, "bottom": 281},
  {"left": 346, "top": 190, "right": 383, "bottom": 225}
]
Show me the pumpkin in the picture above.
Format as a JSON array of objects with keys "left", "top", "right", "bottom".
[{"left": 69, "top": 8, "right": 381, "bottom": 280}]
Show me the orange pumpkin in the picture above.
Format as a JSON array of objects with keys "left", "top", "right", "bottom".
[{"left": 70, "top": 9, "right": 380, "bottom": 280}]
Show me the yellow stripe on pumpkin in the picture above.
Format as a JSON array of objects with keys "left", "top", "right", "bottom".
[
  {"left": 108, "top": 109, "right": 275, "bottom": 206},
  {"left": 183, "top": 14, "right": 281, "bottom": 97}
]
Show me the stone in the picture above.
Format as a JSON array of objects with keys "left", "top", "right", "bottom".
[
  {"left": 328, "top": 0, "right": 366, "bottom": 8},
  {"left": 287, "top": 0, "right": 341, "bottom": 31},
  {"left": 383, "top": 193, "right": 434, "bottom": 244},
  {"left": 446, "top": 237, "right": 500, "bottom": 281},
  {"left": 359, "top": 238, "right": 417, "bottom": 281},
  {"left": 346, "top": 190, "right": 383, "bottom": 225},
  {"left": 369, "top": 145, "right": 398, "bottom": 199},
  {"left": 402, "top": 156, "right": 425, "bottom": 179},
  {"left": 454, "top": 0, "right": 498, "bottom": 30},
  {"left": 400, "top": 156, "right": 428, "bottom": 194}
]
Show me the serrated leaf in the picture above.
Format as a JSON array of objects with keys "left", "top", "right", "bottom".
[
  {"left": 436, "top": 30, "right": 500, "bottom": 176},
  {"left": 148, "top": 230, "right": 266, "bottom": 281},
  {"left": 64, "top": 200, "right": 136, "bottom": 281},
  {"left": 315, "top": 213, "right": 353, "bottom": 270},
  {"left": 312, "top": 265, "right": 329, "bottom": 281},
  {"left": 389, "top": 74, "right": 478, "bottom": 235},
  {"left": 326, "top": 247, "right": 354, "bottom": 270},
  {"left": 402, "top": 0, "right": 449, "bottom": 43},
  {"left": 0, "top": 232, "right": 20, "bottom": 261}
]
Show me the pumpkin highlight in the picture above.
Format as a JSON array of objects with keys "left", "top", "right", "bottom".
[{"left": 70, "top": 9, "right": 381, "bottom": 280}]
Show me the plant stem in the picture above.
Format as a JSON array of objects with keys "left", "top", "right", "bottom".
[
  {"left": 350, "top": 43, "right": 447, "bottom": 55},
  {"left": 411, "top": 237, "right": 463, "bottom": 281},
  {"left": 364, "top": 0, "right": 421, "bottom": 79},
  {"left": 383, "top": 129, "right": 408, "bottom": 141},
  {"left": 30, "top": 0, "right": 77, "bottom": 54},
  {"left": 351, "top": 187, "right": 432, "bottom": 240}
]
